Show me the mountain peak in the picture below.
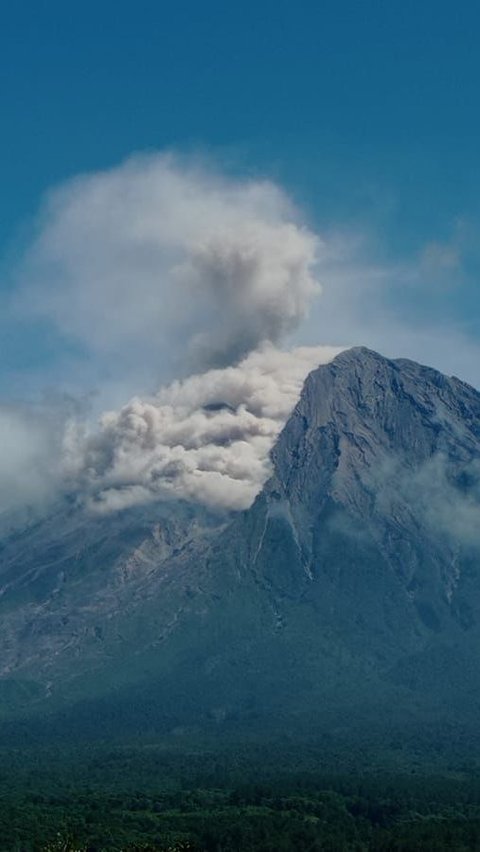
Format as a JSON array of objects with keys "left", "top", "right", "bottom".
[
  {"left": 321, "top": 346, "right": 478, "bottom": 397},
  {"left": 316, "top": 345, "right": 444, "bottom": 383},
  {"left": 269, "top": 344, "right": 480, "bottom": 603},
  {"left": 295, "top": 345, "right": 480, "bottom": 435},
  {"left": 1, "top": 349, "right": 480, "bottom": 746}
]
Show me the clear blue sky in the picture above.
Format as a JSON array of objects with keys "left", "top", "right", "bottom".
[{"left": 1, "top": 0, "right": 480, "bottom": 392}]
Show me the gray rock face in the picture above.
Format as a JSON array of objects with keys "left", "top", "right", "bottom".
[
  {"left": 269, "top": 347, "right": 480, "bottom": 617},
  {"left": 1, "top": 347, "right": 480, "bottom": 744}
]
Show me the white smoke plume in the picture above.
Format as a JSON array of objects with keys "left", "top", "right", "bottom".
[
  {"left": 5, "top": 152, "right": 480, "bottom": 524},
  {"left": 70, "top": 344, "right": 341, "bottom": 513},
  {"left": 3, "top": 153, "right": 343, "bottom": 519},
  {"left": 19, "top": 153, "right": 322, "bottom": 372}
]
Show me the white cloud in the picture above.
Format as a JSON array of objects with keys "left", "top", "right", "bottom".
[
  {"left": 0, "top": 401, "right": 76, "bottom": 528},
  {"left": 372, "top": 453, "right": 480, "bottom": 554},
  {"left": 297, "top": 230, "right": 480, "bottom": 389}
]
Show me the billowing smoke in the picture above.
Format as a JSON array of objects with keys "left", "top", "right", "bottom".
[
  {"left": 3, "top": 154, "right": 342, "bottom": 520},
  {"left": 70, "top": 345, "right": 340, "bottom": 513},
  {"left": 6, "top": 153, "right": 480, "bottom": 526},
  {"left": 19, "top": 153, "right": 322, "bottom": 372}
]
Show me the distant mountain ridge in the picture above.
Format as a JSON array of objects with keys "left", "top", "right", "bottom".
[{"left": 1, "top": 347, "right": 480, "bottom": 750}]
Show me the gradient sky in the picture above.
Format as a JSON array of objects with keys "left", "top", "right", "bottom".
[{"left": 1, "top": 0, "right": 480, "bottom": 396}]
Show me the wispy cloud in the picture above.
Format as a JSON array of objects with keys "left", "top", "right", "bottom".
[
  {"left": 298, "top": 227, "right": 480, "bottom": 388},
  {"left": 0, "top": 397, "right": 77, "bottom": 529}
]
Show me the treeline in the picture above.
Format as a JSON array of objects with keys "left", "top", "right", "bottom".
[
  {"left": 2, "top": 778, "right": 480, "bottom": 850},
  {"left": 1, "top": 743, "right": 480, "bottom": 850}
]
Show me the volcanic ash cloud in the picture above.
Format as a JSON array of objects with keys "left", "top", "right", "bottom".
[
  {"left": 9, "top": 153, "right": 343, "bottom": 517},
  {"left": 73, "top": 345, "right": 341, "bottom": 513}
]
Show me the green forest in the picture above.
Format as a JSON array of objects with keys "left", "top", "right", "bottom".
[{"left": 1, "top": 743, "right": 480, "bottom": 850}]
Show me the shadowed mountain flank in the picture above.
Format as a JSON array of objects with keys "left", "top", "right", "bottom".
[{"left": 1, "top": 348, "right": 480, "bottom": 748}]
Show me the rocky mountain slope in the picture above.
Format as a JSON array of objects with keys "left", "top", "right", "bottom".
[{"left": 1, "top": 347, "right": 480, "bottom": 746}]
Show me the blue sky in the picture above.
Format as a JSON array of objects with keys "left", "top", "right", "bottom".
[{"left": 1, "top": 0, "right": 480, "bottom": 397}]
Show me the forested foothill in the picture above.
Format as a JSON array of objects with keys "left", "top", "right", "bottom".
[{"left": 1, "top": 742, "right": 480, "bottom": 850}]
